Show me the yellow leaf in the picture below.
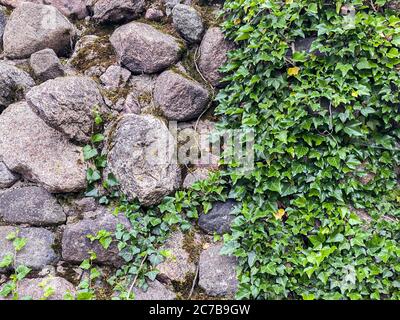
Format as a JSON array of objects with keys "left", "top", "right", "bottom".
[
  {"left": 234, "top": 18, "right": 241, "bottom": 25},
  {"left": 351, "top": 91, "right": 359, "bottom": 97},
  {"left": 274, "top": 209, "right": 286, "bottom": 220},
  {"left": 286, "top": 0, "right": 294, "bottom": 4},
  {"left": 288, "top": 66, "right": 300, "bottom": 76}
]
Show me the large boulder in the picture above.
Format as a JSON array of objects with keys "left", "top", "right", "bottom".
[
  {"left": 26, "top": 76, "right": 106, "bottom": 143},
  {"left": 198, "top": 200, "right": 236, "bottom": 235},
  {"left": 154, "top": 70, "right": 209, "bottom": 121},
  {"left": 106, "top": 114, "right": 181, "bottom": 206},
  {"left": 0, "top": 162, "right": 19, "bottom": 188},
  {"left": 0, "top": 226, "right": 57, "bottom": 272},
  {"left": 0, "top": 186, "right": 66, "bottom": 226},
  {"left": 92, "top": 0, "right": 145, "bottom": 24},
  {"left": 110, "top": 22, "right": 183, "bottom": 74},
  {"left": 198, "top": 27, "right": 233, "bottom": 87},
  {"left": 61, "top": 213, "right": 130, "bottom": 266},
  {"left": 198, "top": 243, "right": 238, "bottom": 297},
  {"left": 0, "top": 102, "right": 86, "bottom": 193},
  {"left": 0, "top": 1, "right": 88, "bottom": 19},
  {"left": 172, "top": 4, "right": 204, "bottom": 43},
  {"left": 3, "top": 2, "right": 76, "bottom": 59},
  {"left": 30, "top": 48, "right": 65, "bottom": 82},
  {"left": 0, "top": 62, "right": 35, "bottom": 110}
]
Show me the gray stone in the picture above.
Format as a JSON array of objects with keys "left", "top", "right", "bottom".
[
  {"left": 387, "top": 1, "right": 400, "bottom": 11},
  {"left": 0, "top": 162, "right": 19, "bottom": 189},
  {"left": 0, "top": 6, "right": 6, "bottom": 50},
  {"left": 0, "top": 102, "right": 87, "bottom": 193},
  {"left": 133, "top": 280, "right": 176, "bottom": 300},
  {"left": 198, "top": 243, "right": 237, "bottom": 296},
  {"left": 92, "top": 0, "right": 145, "bottom": 24},
  {"left": 157, "top": 231, "right": 196, "bottom": 283},
  {"left": 198, "top": 27, "right": 233, "bottom": 87},
  {"left": 100, "top": 65, "right": 131, "bottom": 90},
  {"left": 0, "top": 226, "right": 57, "bottom": 272},
  {"left": 26, "top": 76, "right": 106, "bottom": 143},
  {"left": 145, "top": 7, "right": 164, "bottom": 22},
  {"left": 61, "top": 213, "right": 130, "bottom": 266},
  {"left": 30, "top": 48, "right": 65, "bottom": 81},
  {"left": 123, "top": 74, "right": 156, "bottom": 114},
  {"left": 183, "top": 168, "right": 210, "bottom": 188},
  {"left": 1, "top": 277, "right": 76, "bottom": 300},
  {"left": 0, "top": 186, "right": 66, "bottom": 226},
  {"left": 3, "top": 2, "right": 77, "bottom": 59},
  {"left": 154, "top": 70, "right": 209, "bottom": 121},
  {"left": 172, "top": 4, "right": 204, "bottom": 43},
  {"left": 0, "top": 62, "right": 35, "bottom": 110},
  {"left": 110, "top": 22, "right": 183, "bottom": 74},
  {"left": 106, "top": 114, "right": 181, "bottom": 206},
  {"left": 198, "top": 200, "right": 236, "bottom": 235}
]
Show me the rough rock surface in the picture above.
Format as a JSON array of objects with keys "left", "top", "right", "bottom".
[
  {"left": 0, "top": 226, "right": 57, "bottom": 271},
  {"left": 3, "top": 2, "right": 77, "bottom": 59},
  {"left": 100, "top": 65, "right": 131, "bottom": 90},
  {"left": 0, "top": 186, "right": 66, "bottom": 226},
  {"left": 145, "top": 7, "right": 164, "bottom": 21},
  {"left": 62, "top": 213, "right": 130, "bottom": 266},
  {"left": 110, "top": 22, "right": 183, "bottom": 74},
  {"left": 157, "top": 231, "right": 196, "bottom": 283},
  {"left": 26, "top": 76, "right": 105, "bottom": 143},
  {"left": 0, "top": 102, "right": 86, "bottom": 193},
  {"left": 172, "top": 4, "right": 204, "bottom": 43},
  {"left": 92, "top": 0, "right": 145, "bottom": 24},
  {"left": 0, "top": 162, "right": 19, "bottom": 189},
  {"left": 198, "top": 27, "right": 233, "bottom": 87},
  {"left": 198, "top": 200, "right": 236, "bottom": 235},
  {"left": 30, "top": 48, "right": 65, "bottom": 81},
  {"left": 0, "top": 6, "right": 6, "bottom": 50},
  {"left": 133, "top": 280, "right": 176, "bottom": 300},
  {"left": 198, "top": 243, "right": 237, "bottom": 296},
  {"left": 0, "top": 62, "right": 35, "bottom": 110},
  {"left": 106, "top": 114, "right": 181, "bottom": 206},
  {"left": 154, "top": 70, "right": 209, "bottom": 121},
  {"left": 8, "top": 277, "right": 76, "bottom": 300},
  {"left": 123, "top": 74, "right": 155, "bottom": 114},
  {"left": 183, "top": 168, "right": 210, "bottom": 188}
]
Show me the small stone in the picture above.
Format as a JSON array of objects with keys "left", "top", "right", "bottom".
[
  {"left": 0, "top": 6, "right": 6, "bottom": 50},
  {"left": 172, "top": 4, "right": 204, "bottom": 43},
  {"left": 154, "top": 70, "right": 209, "bottom": 121},
  {"left": 30, "top": 48, "right": 65, "bottom": 82},
  {"left": 0, "top": 186, "right": 66, "bottom": 226},
  {"left": 133, "top": 280, "right": 176, "bottom": 300},
  {"left": 0, "top": 162, "right": 19, "bottom": 189},
  {"left": 26, "top": 76, "right": 106, "bottom": 143},
  {"left": 3, "top": 2, "right": 77, "bottom": 59},
  {"left": 123, "top": 75, "right": 156, "bottom": 114},
  {"left": 145, "top": 7, "right": 164, "bottom": 21},
  {"left": 183, "top": 168, "right": 210, "bottom": 188},
  {"left": 73, "top": 197, "right": 98, "bottom": 213},
  {"left": 110, "top": 22, "right": 183, "bottom": 74},
  {"left": 0, "top": 226, "right": 58, "bottom": 272},
  {"left": 157, "top": 231, "right": 196, "bottom": 283},
  {"left": 0, "top": 61, "right": 35, "bottom": 110},
  {"left": 61, "top": 213, "right": 130, "bottom": 266},
  {"left": 0, "top": 102, "right": 87, "bottom": 193},
  {"left": 100, "top": 65, "right": 131, "bottom": 90},
  {"left": 92, "top": 0, "right": 145, "bottom": 24},
  {"left": 198, "top": 200, "right": 236, "bottom": 235},
  {"left": 198, "top": 243, "right": 237, "bottom": 297}
]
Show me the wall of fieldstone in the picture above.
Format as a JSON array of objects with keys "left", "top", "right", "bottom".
[{"left": 0, "top": 0, "right": 238, "bottom": 300}]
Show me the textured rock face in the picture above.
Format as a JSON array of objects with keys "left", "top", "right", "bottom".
[
  {"left": 100, "top": 65, "right": 131, "bottom": 90},
  {"left": 61, "top": 213, "right": 130, "bottom": 266},
  {"left": 157, "top": 231, "right": 196, "bottom": 283},
  {"left": 145, "top": 7, "right": 164, "bottom": 21},
  {"left": 0, "top": 6, "right": 6, "bottom": 50},
  {"left": 124, "top": 74, "right": 155, "bottom": 114},
  {"left": 8, "top": 277, "right": 76, "bottom": 300},
  {"left": 198, "top": 27, "right": 233, "bottom": 87},
  {"left": 172, "top": 4, "right": 204, "bottom": 43},
  {"left": 0, "top": 62, "right": 35, "bottom": 110},
  {"left": 154, "top": 70, "right": 209, "bottom": 121},
  {"left": 92, "top": 0, "right": 145, "bottom": 24},
  {"left": 106, "top": 114, "right": 181, "bottom": 206},
  {"left": 183, "top": 168, "right": 210, "bottom": 188},
  {"left": 110, "top": 22, "right": 183, "bottom": 74},
  {"left": 26, "top": 76, "right": 105, "bottom": 143},
  {"left": 0, "top": 226, "right": 57, "bottom": 271},
  {"left": 0, "top": 186, "right": 66, "bottom": 226},
  {"left": 30, "top": 48, "right": 65, "bottom": 82},
  {"left": 133, "top": 280, "right": 176, "bottom": 300},
  {"left": 198, "top": 243, "right": 237, "bottom": 296},
  {"left": 198, "top": 200, "right": 236, "bottom": 235},
  {"left": 0, "top": 162, "right": 19, "bottom": 188},
  {"left": 3, "top": 2, "right": 77, "bottom": 59},
  {"left": 387, "top": 1, "right": 400, "bottom": 11},
  {"left": 0, "top": 102, "right": 86, "bottom": 193}
]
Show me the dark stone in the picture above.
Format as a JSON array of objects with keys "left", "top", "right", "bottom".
[{"left": 198, "top": 200, "right": 237, "bottom": 234}]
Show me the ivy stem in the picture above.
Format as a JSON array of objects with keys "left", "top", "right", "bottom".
[{"left": 126, "top": 254, "right": 147, "bottom": 300}]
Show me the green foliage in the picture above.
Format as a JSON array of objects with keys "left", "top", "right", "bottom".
[{"left": 212, "top": 0, "right": 400, "bottom": 299}]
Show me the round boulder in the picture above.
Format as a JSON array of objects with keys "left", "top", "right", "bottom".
[{"left": 172, "top": 4, "right": 204, "bottom": 43}]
